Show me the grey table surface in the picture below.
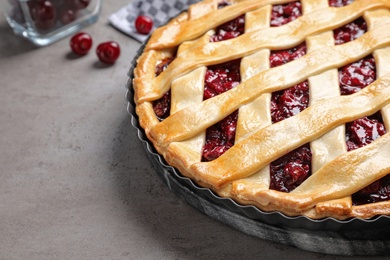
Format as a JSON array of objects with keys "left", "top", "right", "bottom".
[{"left": 0, "top": 1, "right": 383, "bottom": 259}]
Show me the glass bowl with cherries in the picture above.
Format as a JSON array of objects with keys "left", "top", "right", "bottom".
[{"left": 3, "top": 0, "right": 102, "bottom": 46}]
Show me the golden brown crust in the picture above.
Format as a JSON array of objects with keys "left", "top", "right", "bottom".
[
  {"left": 145, "top": 0, "right": 294, "bottom": 50},
  {"left": 148, "top": 23, "right": 390, "bottom": 148},
  {"left": 190, "top": 76, "right": 390, "bottom": 188},
  {"left": 132, "top": 0, "right": 390, "bottom": 220},
  {"left": 134, "top": 0, "right": 390, "bottom": 104}
]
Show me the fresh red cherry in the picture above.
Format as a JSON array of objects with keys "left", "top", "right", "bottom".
[
  {"left": 96, "top": 41, "right": 121, "bottom": 64},
  {"left": 70, "top": 32, "right": 93, "bottom": 55},
  {"left": 135, "top": 15, "right": 154, "bottom": 35},
  {"left": 30, "top": 0, "right": 57, "bottom": 30}
]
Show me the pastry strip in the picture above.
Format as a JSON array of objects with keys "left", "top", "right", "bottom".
[
  {"left": 232, "top": 6, "right": 273, "bottom": 196},
  {"left": 135, "top": 0, "right": 390, "bottom": 102},
  {"left": 313, "top": 7, "right": 390, "bottom": 217},
  {"left": 133, "top": 0, "right": 390, "bottom": 220},
  {"left": 253, "top": 132, "right": 390, "bottom": 213},
  {"left": 146, "top": 0, "right": 297, "bottom": 50},
  {"left": 150, "top": 23, "right": 390, "bottom": 147},
  {"left": 146, "top": 0, "right": 389, "bottom": 50},
  {"left": 233, "top": 0, "right": 349, "bottom": 205},
  {"left": 190, "top": 73, "right": 390, "bottom": 188}
]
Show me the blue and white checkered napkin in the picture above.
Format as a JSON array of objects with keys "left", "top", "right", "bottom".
[{"left": 109, "top": 0, "right": 200, "bottom": 42}]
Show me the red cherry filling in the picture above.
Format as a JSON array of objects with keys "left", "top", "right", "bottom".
[
  {"left": 202, "top": 13, "right": 245, "bottom": 161},
  {"left": 209, "top": 1, "right": 245, "bottom": 42},
  {"left": 217, "top": 0, "right": 231, "bottom": 9},
  {"left": 153, "top": 57, "right": 175, "bottom": 120},
  {"left": 269, "top": 43, "right": 306, "bottom": 68},
  {"left": 270, "top": 145, "right": 311, "bottom": 192},
  {"left": 202, "top": 60, "right": 241, "bottom": 162},
  {"left": 210, "top": 15, "right": 245, "bottom": 42},
  {"left": 96, "top": 41, "right": 121, "bottom": 64},
  {"left": 155, "top": 57, "right": 175, "bottom": 76},
  {"left": 347, "top": 112, "right": 389, "bottom": 206},
  {"left": 269, "top": 42, "right": 311, "bottom": 192},
  {"left": 203, "top": 59, "right": 241, "bottom": 100},
  {"left": 346, "top": 112, "right": 386, "bottom": 151},
  {"left": 271, "top": 81, "right": 309, "bottom": 123},
  {"left": 153, "top": 91, "right": 171, "bottom": 120},
  {"left": 270, "top": 1, "right": 302, "bottom": 27},
  {"left": 328, "top": 0, "right": 354, "bottom": 7},
  {"left": 202, "top": 111, "right": 238, "bottom": 162},
  {"left": 332, "top": 12, "right": 390, "bottom": 205},
  {"left": 270, "top": 40, "right": 308, "bottom": 120},
  {"left": 352, "top": 175, "right": 390, "bottom": 205},
  {"left": 334, "top": 17, "right": 367, "bottom": 45},
  {"left": 338, "top": 55, "right": 376, "bottom": 95}
]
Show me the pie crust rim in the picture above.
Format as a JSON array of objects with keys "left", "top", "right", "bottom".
[
  {"left": 129, "top": 0, "right": 390, "bottom": 225},
  {"left": 126, "top": 42, "right": 390, "bottom": 231}
]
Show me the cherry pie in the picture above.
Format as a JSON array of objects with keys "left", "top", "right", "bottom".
[{"left": 132, "top": 0, "right": 390, "bottom": 220}]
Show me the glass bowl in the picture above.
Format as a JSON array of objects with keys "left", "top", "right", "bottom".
[{"left": 3, "top": 0, "right": 102, "bottom": 46}]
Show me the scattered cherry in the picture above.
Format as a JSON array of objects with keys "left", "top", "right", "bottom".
[
  {"left": 70, "top": 32, "right": 93, "bottom": 55},
  {"left": 135, "top": 15, "right": 154, "bottom": 35},
  {"left": 96, "top": 41, "right": 121, "bottom": 64}
]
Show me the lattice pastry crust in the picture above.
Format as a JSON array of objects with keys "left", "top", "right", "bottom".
[{"left": 133, "top": 0, "right": 390, "bottom": 220}]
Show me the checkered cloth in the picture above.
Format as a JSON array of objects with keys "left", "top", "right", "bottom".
[{"left": 109, "top": 0, "right": 200, "bottom": 42}]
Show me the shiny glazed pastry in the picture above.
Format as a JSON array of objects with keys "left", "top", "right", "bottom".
[{"left": 133, "top": 0, "right": 390, "bottom": 220}]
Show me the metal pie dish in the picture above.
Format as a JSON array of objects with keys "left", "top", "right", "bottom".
[{"left": 126, "top": 42, "right": 390, "bottom": 256}]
